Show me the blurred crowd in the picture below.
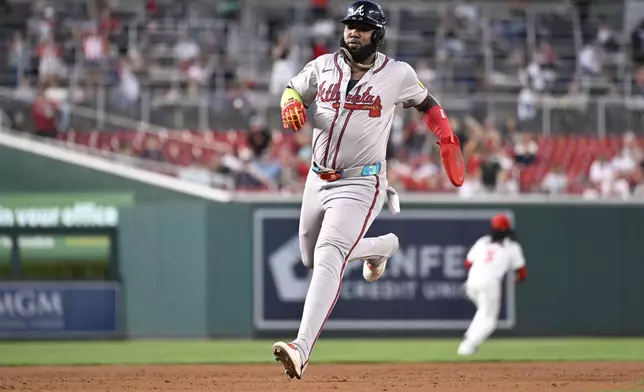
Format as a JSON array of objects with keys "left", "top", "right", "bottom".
[
  {"left": 386, "top": 110, "right": 644, "bottom": 199},
  {"left": 41, "top": 111, "right": 644, "bottom": 199},
  {"left": 5, "top": 0, "right": 249, "bottom": 128},
  {"left": 2, "top": 0, "right": 644, "bottom": 198},
  {"left": 450, "top": 118, "right": 644, "bottom": 199}
]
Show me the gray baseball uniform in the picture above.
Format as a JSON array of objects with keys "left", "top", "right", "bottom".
[{"left": 287, "top": 51, "right": 428, "bottom": 366}]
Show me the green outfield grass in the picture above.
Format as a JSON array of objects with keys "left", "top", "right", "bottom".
[{"left": 0, "top": 338, "right": 643, "bottom": 366}]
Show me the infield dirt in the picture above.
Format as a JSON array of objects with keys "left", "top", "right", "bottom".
[{"left": 1, "top": 362, "right": 643, "bottom": 391}]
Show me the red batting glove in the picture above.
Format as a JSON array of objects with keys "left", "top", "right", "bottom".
[
  {"left": 437, "top": 134, "right": 465, "bottom": 187},
  {"left": 423, "top": 105, "right": 465, "bottom": 187},
  {"left": 281, "top": 99, "right": 307, "bottom": 131}
]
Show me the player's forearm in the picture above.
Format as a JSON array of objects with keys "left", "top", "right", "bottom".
[
  {"left": 280, "top": 87, "right": 303, "bottom": 109},
  {"left": 415, "top": 93, "right": 454, "bottom": 140}
]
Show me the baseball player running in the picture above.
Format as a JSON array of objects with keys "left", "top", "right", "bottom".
[
  {"left": 457, "top": 214, "right": 528, "bottom": 356},
  {"left": 272, "top": 0, "right": 465, "bottom": 379}
]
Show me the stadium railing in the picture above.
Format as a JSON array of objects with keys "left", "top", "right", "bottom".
[{"left": 29, "top": 84, "right": 644, "bottom": 137}]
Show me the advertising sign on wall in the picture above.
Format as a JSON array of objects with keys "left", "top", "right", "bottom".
[
  {"left": 253, "top": 209, "right": 516, "bottom": 331},
  {"left": 0, "top": 193, "right": 133, "bottom": 264},
  {"left": 0, "top": 193, "right": 134, "bottom": 228},
  {"left": 0, "top": 281, "right": 122, "bottom": 338}
]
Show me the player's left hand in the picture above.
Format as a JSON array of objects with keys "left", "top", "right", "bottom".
[
  {"left": 437, "top": 134, "right": 465, "bottom": 187},
  {"left": 281, "top": 98, "right": 307, "bottom": 131}
]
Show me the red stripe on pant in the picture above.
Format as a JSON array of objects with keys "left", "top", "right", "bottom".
[{"left": 303, "top": 175, "right": 381, "bottom": 367}]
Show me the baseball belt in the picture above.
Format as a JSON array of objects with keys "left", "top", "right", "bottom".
[
  {"left": 311, "top": 161, "right": 385, "bottom": 182},
  {"left": 311, "top": 161, "right": 400, "bottom": 215}
]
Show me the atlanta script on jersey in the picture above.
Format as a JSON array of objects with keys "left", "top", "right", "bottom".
[{"left": 288, "top": 52, "right": 427, "bottom": 170}]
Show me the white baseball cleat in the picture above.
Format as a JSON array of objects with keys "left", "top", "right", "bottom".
[
  {"left": 457, "top": 340, "right": 477, "bottom": 356},
  {"left": 272, "top": 341, "right": 304, "bottom": 380},
  {"left": 363, "top": 233, "right": 399, "bottom": 283}
]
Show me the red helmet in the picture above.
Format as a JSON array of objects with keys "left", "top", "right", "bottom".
[{"left": 491, "top": 214, "right": 512, "bottom": 231}]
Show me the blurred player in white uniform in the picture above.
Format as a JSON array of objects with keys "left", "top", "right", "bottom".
[{"left": 457, "top": 214, "right": 528, "bottom": 356}]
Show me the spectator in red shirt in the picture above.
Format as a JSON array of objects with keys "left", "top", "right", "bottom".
[
  {"left": 145, "top": 0, "right": 158, "bottom": 16},
  {"left": 311, "top": 37, "right": 329, "bottom": 60},
  {"left": 31, "top": 86, "right": 59, "bottom": 139},
  {"left": 97, "top": 7, "right": 119, "bottom": 36}
]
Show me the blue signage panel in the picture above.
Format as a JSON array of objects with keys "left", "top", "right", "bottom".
[
  {"left": 0, "top": 282, "right": 121, "bottom": 338},
  {"left": 253, "top": 209, "right": 516, "bottom": 331}
]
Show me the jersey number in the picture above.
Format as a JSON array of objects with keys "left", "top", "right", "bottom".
[{"left": 484, "top": 249, "right": 496, "bottom": 263}]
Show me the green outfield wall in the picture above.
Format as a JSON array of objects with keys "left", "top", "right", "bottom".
[
  {"left": 116, "top": 200, "right": 644, "bottom": 338},
  {"left": 3, "top": 146, "right": 641, "bottom": 337}
]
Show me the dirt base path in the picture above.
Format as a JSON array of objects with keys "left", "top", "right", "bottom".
[{"left": 1, "top": 362, "right": 643, "bottom": 392}]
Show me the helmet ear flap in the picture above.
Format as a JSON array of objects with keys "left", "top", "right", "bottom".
[{"left": 372, "top": 27, "right": 385, "bottom": 47}]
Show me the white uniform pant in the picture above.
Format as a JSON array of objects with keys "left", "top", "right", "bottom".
[
  {"left": 293, "top": 171, "right": 388, "bottom": 367},
  {"left": 463, "top": 280, "right": 502, "bottom": 347}
]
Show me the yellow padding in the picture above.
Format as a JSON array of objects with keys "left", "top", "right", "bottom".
[{"left": 280, "top": 88, "right": 303, "bottom": 108}]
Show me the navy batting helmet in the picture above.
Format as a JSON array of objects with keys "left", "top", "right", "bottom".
[{"left": 341, "top": 0, "right": 386, "bottom": 47}]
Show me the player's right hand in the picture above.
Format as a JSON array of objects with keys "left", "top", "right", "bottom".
[{"left": 281, "top": 98, "right": 307, "bottom": 131}]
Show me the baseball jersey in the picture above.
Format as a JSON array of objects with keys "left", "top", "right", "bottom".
[
  {"left": 465, "top": 235, "right": 526, "bottom": 285},
  {"left": 287, "top": 51, "right": 428, "bottom": 170}
]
